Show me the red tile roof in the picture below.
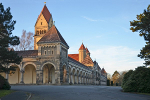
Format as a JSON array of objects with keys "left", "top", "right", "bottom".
[
  {"left": 35, "top": 5, "right": 51, "bottom": 25},
  {"left": 101, "top": 68, "right": 107, "bottom": 74},
  {"left": 82, "top": 55, "right": 93, "bottom": 65},
  {"left": 85, "top": 47, "right": 90, "bottom": 53},
  {"left": 68, "top": 54, "right": 79, "bottom": 61},
  {"left": 37, "top": 25, "right": 69, "bottom": 47},
  {"left": 79, "top": 43, "right": 86, "bottom": 50}
]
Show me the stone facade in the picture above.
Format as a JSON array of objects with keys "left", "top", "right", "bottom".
[{"left": 0, "top": 4, "right": 107, "bottom": 85}]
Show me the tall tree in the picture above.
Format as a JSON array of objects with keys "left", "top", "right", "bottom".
[
  {"left": 112, "top": 70, "right": 120, "bottom": 84},
  {"left": 14, "top": 30, "right": 33, "bottom": 51},
  {"left": 130, "top": 5, "right": 150, "bottom": 66},
  {"left": 0, "top": 3, "right": 22, "bottom": 75}
]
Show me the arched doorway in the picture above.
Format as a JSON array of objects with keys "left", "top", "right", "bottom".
[
  {"left": 43, "top": 64, "right": 55, "bottom": 84},
  {"left": 63, "top": 65, "right": 67, "bottom": 83},
  {"left": 24, "top": 64, "right": 36, "bottom": 84},
  {"left": 8, "top": 65, "right": 20, "bottom": 84}
]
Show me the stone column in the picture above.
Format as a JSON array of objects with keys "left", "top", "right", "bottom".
[
  {"left": 70, "top": 73, "right": 73, "bottom": 84},
  {"left": 78, "top": 75, "right": 80, "bottom": 84},
  {"left": 55, "top": 70, "right": 60, "bottom": 85},
  {"left": 5, "top": 72, "right": 9, "bottom": 81},
  {"left": 20, "top": 69, "right": 24, "bottom": 84},
  {"left": 74, "top": 74, "right": 77, "bottom": 84},
  {"left": 36, "top": 70, "right": 43, "bottom": 84}
]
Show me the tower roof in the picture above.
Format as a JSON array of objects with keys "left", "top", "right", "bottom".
[
  {"left": 79, "top": 43, "right": 86, "bottom": 50},
  {"left": 82, "top": 55, "right": 93, "bottom": 65},
  {"left": 101, "top": 68, "right": 107, "bottom": 74},
  {"left": 35, "top": 5, "right": 51, "bottom": 25},
  {"left": 85, "top": 47, "right": 90, "bottom": 53},
  {"left": 37, "top": 25, "right": 69, "bottom": 47}
]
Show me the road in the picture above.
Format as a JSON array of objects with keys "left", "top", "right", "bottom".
[{"left": 11, "top": 85, "right": 150, "bottom": 100}]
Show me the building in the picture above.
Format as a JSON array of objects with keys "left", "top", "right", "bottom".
[{"left": 0, "top": 4, "right": 107, "bottom": 85}]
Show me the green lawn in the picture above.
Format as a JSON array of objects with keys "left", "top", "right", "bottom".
[{"left": 0, "top": 90, "right": 14, "bottom": 98}]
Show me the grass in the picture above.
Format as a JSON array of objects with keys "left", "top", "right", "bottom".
[{"left": 0, "top": 90, "right": 14, "bottom": 98}]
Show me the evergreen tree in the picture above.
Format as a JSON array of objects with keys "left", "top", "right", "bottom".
[
  {"left": 130, "top": 5, "right": 150, "bottom": 66},
  {"left": 0, "top": 3, "right": 22, "bottom": 74}
]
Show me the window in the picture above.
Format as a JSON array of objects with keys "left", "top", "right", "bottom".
[
  {"left": 36, "top": 31, "right": 39, "bottom": 35},
  {"left": 41, "top": 22, "right": 42, "bottom": 25},
  {"left": 44, "top": 50, "right": 47, "bottom": 55},
  {"left": 42, "top": 30, "right": 43, "bottom": 34},
  {"left": 52, "top": 51, "right": 53, "bottom": 55},
  {"left": 40, "top": 30, "right": 42, "bottom": 34},
  {"left": 44, "top": 30, "right": 46, "bottom": 33},
  {"left": 48, "top": 50, "right": 50, "bottom": 55}
]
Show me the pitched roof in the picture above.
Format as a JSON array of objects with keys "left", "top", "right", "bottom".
[
  {"left": 101, "top": 68, "right": 107, "bottom": 74},
  {"left": 15, "top": 50, "right": 38, "bottom": 57},
  {"left": 85, "top": 47, "right": 90, "bottom": 53},
  {"left": 79, "top": 43, "right": 86, "bottom": 50},
  {"left": 82, "top": 55, "right": 93, "bottom": 65},
  {"left": 68, "top": 54, "right": 79, "bottom": 61},
  {"left": 35, "top": 5, "right": 51, "bottom": 25},
  {"left": 68, "top": 56, "right": 91, "bottom": 70},
  {"left": 37, "top": 25, "right": 69, "bottom": 47}
]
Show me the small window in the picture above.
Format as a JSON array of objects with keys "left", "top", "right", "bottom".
[
  {"left": 48, "top": 50, "right": 50, "bottom": 55},
  {"left": 52, "top": 51, "right": 53, "bottom": 55},
  {"left": 41, "top": 22, "right": 42, "bottom": 25},
  {"left": 44, "top": 30, "right": 46, "bottom": 33},
  {"left": 40, "top": 30, "right": 42, "bottom": 34},
  {"left": 42, "top": 30, "right": 43, "bottom": 34},
  {"left": 44, "top": 50, "right": 47, "bottom": 55}
]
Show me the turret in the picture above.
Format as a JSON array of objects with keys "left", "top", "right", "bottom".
[
  {"left": 85, "top": 47, "right": 90, "bottom": 56},
  {"left": 78, "top": 43, "right": 86, "bottom": 63}
]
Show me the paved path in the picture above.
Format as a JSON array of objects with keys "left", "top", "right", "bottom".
[
  {"left": 1, "top": 91, "right": 28, "bottom": 100},
  {"left": 10, "top": 85, "right": 150, "bottom": 100}
]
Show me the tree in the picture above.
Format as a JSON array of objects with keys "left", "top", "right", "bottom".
[
  {"left": 130, "top": 5, "right": 150, "bottom": 66},
  {"left": 14, "top": 30, "right": 33, "bottom": 51},
  {"left": 112, "top": 70, "right": 120, "bottom": 85},
  {"left": 0, "top": 3, "right": 22, "bottom": 75}
]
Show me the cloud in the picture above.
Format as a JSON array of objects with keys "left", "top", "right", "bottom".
[
  {"left": 68, "top": 45, "right": 145, "bottom": 75},
  {"left": 90, "top": 46, "right": 144, "bottom": 75},
  {"left": 81, "top": 16, "right": 104, "bottom": 22}
]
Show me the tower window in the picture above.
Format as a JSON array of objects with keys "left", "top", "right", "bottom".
[
  {"left": 44, "top": 30, "right": 46, "bottom": 33},
  {"left": 41, "top": 22, "right": 42, "bottom": 25},
  {"left": 44, "top": 50, "right": 47, "bottom": 55}
]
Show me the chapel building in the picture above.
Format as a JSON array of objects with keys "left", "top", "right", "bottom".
[{"left": 0, "top": 4, "right": 107, "bottom": 85}]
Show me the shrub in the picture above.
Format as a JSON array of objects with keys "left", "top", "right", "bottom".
[
  {"left": 111, "top": 81, "right": 113, "bottom": 86},
  {"left": 122, "top": 67, "right": 150, "bottom": 93},
  {"left": 0, "top": 75, "right": 11, "bottom": 90},
  {"left": 116, "top": 83, "right": 118, "bottom": 86},
  {"left": 107, "top": 79, "right": 110, "bottom": 86}
]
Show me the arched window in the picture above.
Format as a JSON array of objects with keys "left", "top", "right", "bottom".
[
  {"left": 44, "top": 50, "right": 47, "bottom": 55},
  {"left": 40, "top": 30, "right": 42, "bottom": 34},
  {"left": 44, "top": 30, "right": 46, "bottom": 33},
  {"left": 36, "top": 31, "right": 39, "bottom": 35}
]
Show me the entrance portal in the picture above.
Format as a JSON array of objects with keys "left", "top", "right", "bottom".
[{"left": 43, "top": 64, "right": 55, "bottom": 84}]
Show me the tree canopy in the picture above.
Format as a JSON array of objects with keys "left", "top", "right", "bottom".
[
  {"left": 130, "top": 5, "right": 150, "bottom": 66},
  {"left": 0, "top": 3, "right": 22, "bottom": 73}
]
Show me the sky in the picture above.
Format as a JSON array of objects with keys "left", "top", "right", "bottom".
[{"left": 1, "top": 0, "right": 149, "bottom": 75}]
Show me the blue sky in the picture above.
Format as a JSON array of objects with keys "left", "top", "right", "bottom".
[{"left": 1, "top": 0, "right": 149, "bottom": 75}]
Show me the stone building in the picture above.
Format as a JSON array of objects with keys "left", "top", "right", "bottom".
[{"left": 0, "top": 4, "right": 107, "bottom": 85}]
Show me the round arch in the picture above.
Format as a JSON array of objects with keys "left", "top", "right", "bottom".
[
  {"left": 23, "top": 62, "right": 36, "bottom": 70},
  {"left": 23, "top": 63, "right": 36, "bottom": 84},
  {"left": 41, "top": 62, "right": 56, "bottom": 70}
]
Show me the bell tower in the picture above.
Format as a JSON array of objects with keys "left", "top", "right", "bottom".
[{"left": 34, "top": 4, "right": 53, "bottom": 50}]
